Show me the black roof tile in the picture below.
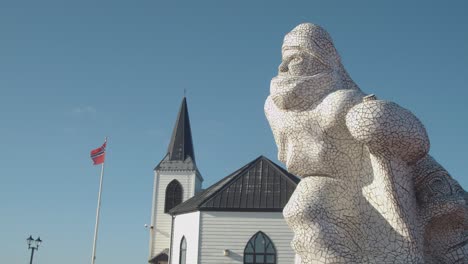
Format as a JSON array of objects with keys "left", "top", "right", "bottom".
[{"left": 169, "top": 156, "right": 299, "bottom": 215}]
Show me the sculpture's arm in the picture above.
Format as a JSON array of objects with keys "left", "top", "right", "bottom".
[
  {"left": 264, "top": 95, "right": 292, "bottom": 165},
  {"left": 346, "top": 96, "right": 468, "bottom": 261},
  {"left": 345, "top": 96, "right": 430, "bottom": 256}
]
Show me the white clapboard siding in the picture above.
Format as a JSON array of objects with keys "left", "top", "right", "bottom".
[
  {"left": 150, "top": 170, "right": 200, "bottom": 258},
  {"left": 171, "top": 212, "right": 200, "bottom": 264},
  {"left": 198, "top": 211, "right": 295, "bottom": 264}
]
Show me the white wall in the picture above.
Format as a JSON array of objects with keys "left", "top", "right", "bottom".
[
  {"left": 198, "top": 211, "right": 295, "bottom": 264},
  {"left": 149, "top": 170, "right": 198, "bottom": 259},
  {"left": 170, "top": 212, "right": 200, "bottom": 264}
]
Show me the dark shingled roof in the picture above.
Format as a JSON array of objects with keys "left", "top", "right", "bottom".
[
  {"left": 148, "top": 248, "right": 169, "bottom": 263},
  {"left": 169, "top": 156, "right": 300, "bottom": 215},
  {"left": 155, "top": 97, "right": 197, "bottom": 171}
]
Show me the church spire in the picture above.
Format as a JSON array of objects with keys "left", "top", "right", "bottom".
[{"left": 166, "top": 97, "right": 196, "bottom": 164}]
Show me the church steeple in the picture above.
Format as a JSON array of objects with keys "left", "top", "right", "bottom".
[
  {"left": 155, "top": 97, "right": 197, "bottom": 171},
  {"left": 149, "top": 97, "right": 203, "bottom": 262},
  {"left": 167, "top": 97, "right": 195, "bottom": 163}
]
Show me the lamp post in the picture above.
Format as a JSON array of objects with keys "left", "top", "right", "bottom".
[{"left": 26, "top": 235, "right": 42, "bottom": 264}]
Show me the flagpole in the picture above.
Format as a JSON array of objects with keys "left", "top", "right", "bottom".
[{"left": 91, "top": 137, "right": 107, "bottom": 264}]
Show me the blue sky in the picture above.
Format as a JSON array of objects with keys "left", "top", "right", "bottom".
[{"left": 1, "top": 0, "right": 467, "bottom": 263}]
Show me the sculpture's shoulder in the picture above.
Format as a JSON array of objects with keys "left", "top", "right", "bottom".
[
  {"left": 317, "top": 89, "right": 365, "bottom": 112},
  {"left": 313, "top": 89, "right": 365, "bottom": 130},
  {"left": 345, "top": 96, "right": 430, "bottom": 164}
]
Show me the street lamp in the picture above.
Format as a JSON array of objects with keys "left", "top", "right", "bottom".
[{"left": 26, "top": 235, "right": 42, "bottom": 264}]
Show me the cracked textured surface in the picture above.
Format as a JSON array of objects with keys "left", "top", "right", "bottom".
[{"left": 265, "top": 23, "right": 467, "bottom": 263}]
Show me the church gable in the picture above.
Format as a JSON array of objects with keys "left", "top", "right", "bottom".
[{"left": 170, "top": 156, "right": 299, "bottom": 215}]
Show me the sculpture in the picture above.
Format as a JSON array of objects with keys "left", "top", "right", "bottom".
[{"left": 264, "top": 23, "right": 467, "bottom": 263}]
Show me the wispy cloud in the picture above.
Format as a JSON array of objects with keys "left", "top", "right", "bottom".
[{"left": 72, "top": 106, "right": 96, "bottom": 115}]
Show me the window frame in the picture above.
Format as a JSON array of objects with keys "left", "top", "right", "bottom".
[
  {"left": 243, "top": 231, "right": 276, "bottom": 264},
  {"left": 165, "top": 180, "right": 183, "bottom": 213},
  {"left": 179, "top": 236, "right": 187, "bottom": 264}
]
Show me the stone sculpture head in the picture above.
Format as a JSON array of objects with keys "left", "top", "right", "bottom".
[{"left": 270, "top": 23, "right": 358, "bottom": 111}]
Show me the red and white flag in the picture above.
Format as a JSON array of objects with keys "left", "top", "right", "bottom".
[{"left": 90, "top": 141, "right": 106, "bottom": 165}]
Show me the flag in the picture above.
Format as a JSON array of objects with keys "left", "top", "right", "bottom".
[{"left": 90, "top": 141, "right": 106, "bottom": 165}]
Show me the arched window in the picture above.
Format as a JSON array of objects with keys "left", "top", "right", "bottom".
[
  {"left": 165, "top": 180, "right": 183, "bottom": 213},
  {"left": 179, "top": 236, "right": 187, "bottom": 264},
  {"left": 244, "top": 231, "right": 276, "bottom": 264}
]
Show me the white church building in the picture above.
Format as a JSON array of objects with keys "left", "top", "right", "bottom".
[{"left": 148, "top": 98, "right": 299, "bottom": 264}]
